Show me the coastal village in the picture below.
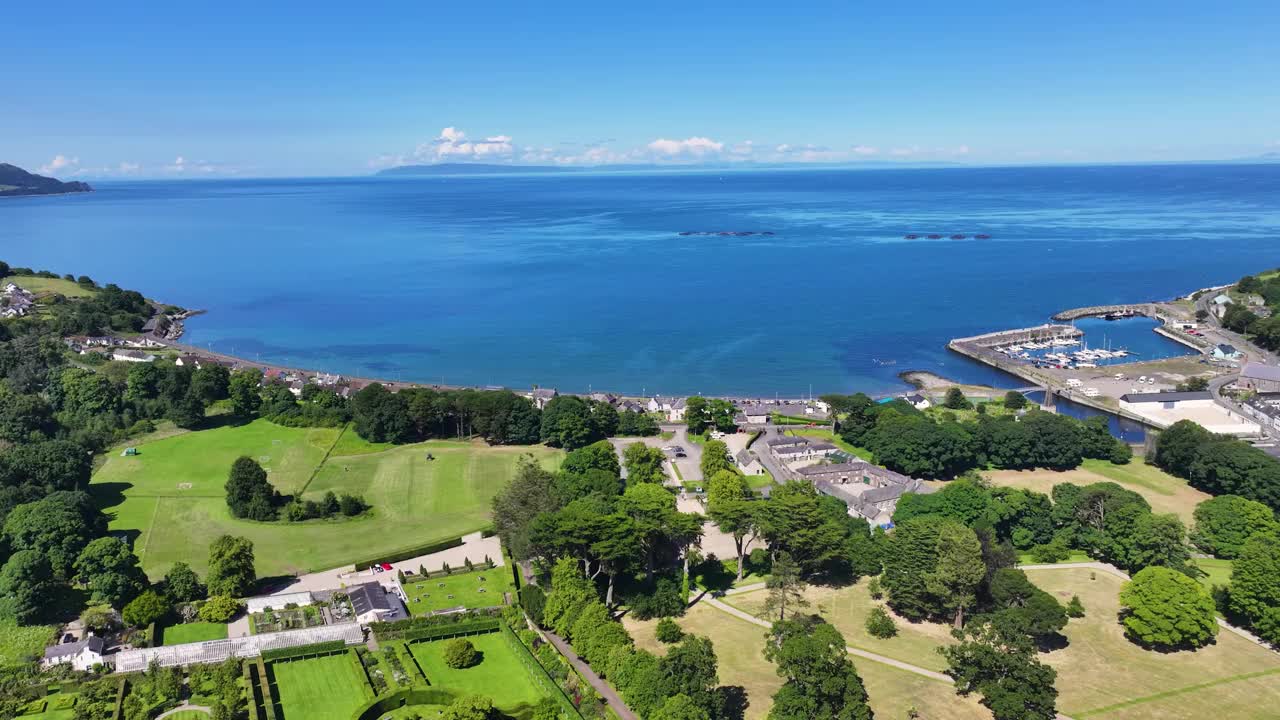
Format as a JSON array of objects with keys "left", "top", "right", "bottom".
[{"left": 4, "top": 264, "right": 1280, "bottom": 720}]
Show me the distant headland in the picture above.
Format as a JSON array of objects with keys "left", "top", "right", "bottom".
[{"left": 0, "top": 163, "right": 93, "bottom": 197}]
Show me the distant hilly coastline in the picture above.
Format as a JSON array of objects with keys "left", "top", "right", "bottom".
[{"left": 0, "top": 163, "right": 93, "bottom": 197}]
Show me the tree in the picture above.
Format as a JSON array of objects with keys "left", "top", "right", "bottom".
[
  {"left": 987, "top": 569, "right": 1067, "bottom": 641},
  {"left": 1151, "top": 420, "right": 1214, "bottom": 478},
  {"left": 868, "top": 411, "right": 975, "bottom": 479},
  {"left": 444, "top": 638, "right": 481, "bottom": 668},
  {"left": 75, "top": 537, "right": 147, "bottom": 607},
  {"left": 865, "top": 606, "right": 897, "bottom": 638},
  {"left": 1002, "top": 391, "right": 1027, "bottom": 410},
  {"left": 190, "top": 365, "right": 231, "bottom": 404},
  {"left": 706, "top": 470, "right": 758, "bottom": 582},
  {"left": 0, "top": 550, "right": 56, "bottom": 623},
  {"left": 491, "top": 453, "right": 563, "bottom": 561},
  {"left": 1228, "top": 530, "right": 1280, "bottom": 622},
  {"left": 882, "top": 515, "right": 949, "bottom": 621},
  {"left": 198, "top": 595, "right": 242, "bottom": 623},
  {"left": 122, "top": 590, "right": 170, "bottom": 628},
  {"left": 760, "top": 552, "right": 808, "bottom": 622},
  {"left": 655, "top": 617, "right": 684, "bottom": 643},
  {"left": 1066, "top": 595, "right": 1085, "bottom": 618},
  {"left": 351, "top": 382, "right": 411, "bottom": 442},
  {"left": 1119, "top": 566, "right": 1217, "bottom": 649},
  {"left": 942, "top": 617, "right": 1058, "bottom": 720},
  {"left": 167, "top": 387, "right": 207, "bottom": 429},
  {"left": 440, "top": 695, "right": 497, "bottom": 720},
  {"left": 542, "top": 557, "right": 597, "bottom": 636},
  {"left": 650, "top": 694, "right": 710, "bottom": 720},
  {"left": 224, "top": 456, "right": 278, "bottom": 521},
  {"left": 207, "top": 535, "right": 256, "bottom": 597},
  {"left": 562, "top": 440, "right": 621, "bottom": 477},
  {"left": 659, "top": 635, "right": 720, "bottom": 716},
  {"left": 766, "top": 617, "right": 873, "bottom": 720},
  {"left": 1191, "top": 495, "right": 1277, "bottom": 559},
  {"left": 699, "top": 439, "right": 733, "bottom": 479},
  {"left": 617, "top": 409, "right": 659, "bottom": 436},
  {"left": 623, "top": 442, "right": 667, "bottom": 485},
  {"left": 2, "top": 490, "right": 105, "bottom": 578},
  {"left": 0, "top": 439, "right": 92, "bottom": 494},
  {"left": 1124, "top": 513, "right": 1190, "bottom": 572},
  {"left": 540, "top": 395, "right": 603, "bottom": 450},
  {"left": 833, "top": 393, "right": 877, "bottom": 446},
  {"left": 943, "top": 387, "right": 971, "bottom": 410},
  {"left": 227, "top": 369, "right": 262, "bottom": 417},
  {"left": 926, "top": 523, "right": 985, "bottom": 628},
  {"left": 80, "top": 606, "right": 120, "bottom": 635},
  {"left": 686, "top": 397, "right": 736, "bottom": 435}
]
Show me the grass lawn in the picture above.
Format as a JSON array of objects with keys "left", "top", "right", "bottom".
[
  {"left": 91, "top": 419, "right": 561, "bottom": 578},
  {"left": 10, "top": 276, "right": 97, "bottom": 298},
  {"left": 729, "top": 578, "right": 956, "bottom": 672},
  {"left": 402, "top": 567, "right": 513, "bottom": 614},
  {"left": 408, "top": 633, "right": 546, "bottom": 713},
  {"left": 1017, "top": 550, "right": 1093, "bottom": 564},
  {"left": 159, "top": 622, "right": 227, "bottom": 646},
  {"left": 629, "top": 601, "right": 987, "bottom": 720},
  {"left": 0, "top": 617, "right": 55, "bottom": 667},
  {"left": 1026, "top": 567, "right": 1280, "bottom": 719},
  {"left": 270, "top": 652, "right": 374, "bottom": 720},
  {"left": 785, "top": 429, "right": 874, "bottom": 461},
  {"left": 327, "top": 426, "right": 396, "bottom": 457},
  {"left": 983, "top": 458, "right": 1210, "bottom": 524},
  {"left": 1192, "top": 557, "right": 1233, "bottom": 591},
  {"left": 163, "top": 712, "right": 212, "bottom": 719}
]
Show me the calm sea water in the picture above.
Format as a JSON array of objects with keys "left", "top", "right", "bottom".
[{"left": 4, "top": 164, "right": 1278, "bottom": 396}]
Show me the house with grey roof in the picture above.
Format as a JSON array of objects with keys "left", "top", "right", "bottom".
[
  {"left": 345, "top": 582, "right": 403, "bottom": 625},
  {"left": 1239, "top": 362, "right": 1280, "bottom": 394},
  {"left": 771, "top": 442, "right": 839, "bottom": 464},
  {"left": 43, "top": 635, "right": 106, "bottom": 671},
  {"left": 1212, "top": 343, "right": 1243, "bottom": 361},
  {"left": 804, "top": 459, "right": 933, "bottom": 527},
  {"left": 527, "top": 387, "right": 558, "bottom": 409},
  {"left": 735, "top": 448, "right": 765, "bottom": 476}
]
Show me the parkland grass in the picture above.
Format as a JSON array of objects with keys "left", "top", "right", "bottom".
[
  {"left": 402, "top": 567, "right": 513, "bottom": 614},
  {"left": 90, "top": 419, "right": 562, "bottom": 577},
  {"left": 983, "top": 458, "right": 1210, "bottom": 524},
  {"left": 11, "top": 276, "right": 98, "bottom": 298},
  {"left": 407, "top": 633, "right": 545, "bottom": 712},
  {"left": 1027, "top": 567, "right": 1280, "bottom": 719},
  {"left": 159, "top": 622, "right": 227, "bottom": 646},
  {"left": 270, "top": 652, "right": 373, "bottom": 720}
]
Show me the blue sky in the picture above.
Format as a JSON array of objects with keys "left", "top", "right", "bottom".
[{"left": 4, "top": 1, "right": 1278, "bottom": 177}]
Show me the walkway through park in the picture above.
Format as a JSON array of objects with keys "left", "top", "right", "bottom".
[{"left": 542, "top": 629, "right": 638, "bottom": 720}]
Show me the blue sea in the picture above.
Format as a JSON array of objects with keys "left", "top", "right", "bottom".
[{"left": 4, "top": 164, "right": 1278, "bottom": 396}]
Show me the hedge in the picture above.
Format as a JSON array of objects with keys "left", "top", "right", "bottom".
[
  {"left": 500, "top": 622, "right": 583, "bottom": 719},
  {"left": 261, "top": 639, "right": 348, "bottom": 662},
  {"left": 353, "top": 536, "right": 468, "bottom": 570},
  {"left": 401, "top": 619, "right": 500, "bottom": 643},
  {"left": 109, "top": 678, "right": 127, "bottom": 720},
  {"left": 369, "top": 608, "right": 501, "bottom": 640},
  {"left": 350, "top": 688, "right": 460, "bottom": 720}
]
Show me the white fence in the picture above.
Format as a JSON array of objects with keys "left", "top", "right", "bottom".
[{"left": 114, "top": 622, "right": 363, "bottom": 672}]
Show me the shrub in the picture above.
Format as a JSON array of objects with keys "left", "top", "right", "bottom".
[
  {"left": 1119, "top": 566, "right": 1217, "bottom": 649},
  {"left": 1030, "top": 539, "right": 1070, "bottom": 564},
  {"left": 198, "top": 595, "right": 242, "bottom": 623},
  {"left": 654, "top": 618, "right": 684, "bottom": 644},
  {"left": 865, "top": 606, "right": 898, "bottom": 638},
  {"left": 624, "top": 577, "right": 685, "bottom": 620},
  {"left": 123, "top": 590, "right": 171, "bottom": 628},
  {"left": 443, "top": 638, "right": 480, "bottom": 669},
  {"left": 519, "top": 585, "right": 547, "bottom": 626},
  {"left": 1066, "top": 595, "right": 1085, "bottom": 618},
  {"left": 867, "top": 577, "right": 883, "bottom": 600}
]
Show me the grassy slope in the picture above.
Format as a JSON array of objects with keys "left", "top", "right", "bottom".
[
  {"left": 408, "top": 634, "right": 546, "bottom": 711},
  {"left": 1027, "top": 567, "right": 1280, "bottom": 719},
  {"left": 983, "top": 459, "right": 1210, "bottom": 524},
  {"left": 271, "top": 653, "right": 373, "bottom": 720},
  {"left": 91, "top": 419, "right": 561, "bottom": 577},
  {"left": 10, "top": 276, "right": 97, "bottom": 298},
  {"left": 403, "top": 567, "right": 513, "bottom": 614}
]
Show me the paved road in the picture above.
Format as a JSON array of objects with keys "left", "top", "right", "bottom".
[{"left": 543, "top": 629, "right": 639, "bottom": 720}]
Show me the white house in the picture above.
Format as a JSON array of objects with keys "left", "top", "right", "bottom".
[
  {"left": 666, "top": 397, "right": 687, "bottom": 422},
  {"left": 111, "top": 349, "right": 156, "bottom": 363},
  {"left": 43, "top": 635, "right": 105, "bottom": 671},
  {"left": 1212, "top": 344, "right": 1244, "bottom": 361},
  {"left": 345, "top": 582, "right": 402, "bottom": 625},
  {"left": 1212, "top": 294, "right": 1234, "bottom": 318},
  {"left": 528, "top": 388, "right": 558, "bottom": 410},
  {"left": 903, "top": 393, "right": 932, "bottom": 410},
  {"left": 737, "top": 405, "right": 773, "bottom": 425}
]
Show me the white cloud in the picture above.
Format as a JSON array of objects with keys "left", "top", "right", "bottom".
[
  {"left": 851, "top": 145, "right": 879, "bottom": 156},
  {"left": 164, "top": 156, "right": 229, "bottom": 174},
  {"left": 411, "top": 127, "right": 516, "bottom": 162},
  {"left": 39, "top": 154, "right": 80, "bottom": 176},
  {"left": 647, "top": 137, "right": 725, "bottom": 158},
  {"left": 117, "top": 162, "right": 140, "bottom": 174}
]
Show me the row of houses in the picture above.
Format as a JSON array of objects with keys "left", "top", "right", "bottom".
[
  {"left": 764, "top": 434, "right": 840, "bottom": 464},
  {"left": 1, "top": 283, "right": 35, "bottom": 318},
  {"left": 803, "top": 459, "right": 934, "bottom": 526}
]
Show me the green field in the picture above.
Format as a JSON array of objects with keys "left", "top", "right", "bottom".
[
  {"left": 1192, "top": 557, "right": 1234, "bottom": 591},
  {"left": 403, "top": 567, "right": 513, "bottom": 614},
  {"left": 1027, "top": 567, "right": 1280, "bottom": 719},
  {"left": 163, "top": 712, "right": 211, "bottom": 720},
  {"left": 159, "top": 622, "right": 227, "bottom": 646},
  {"left": 984, "top": 458, "right": 1210, "bottom": 524},
  {"left": 0, "top": 617, "right": 55, "bottom": 667},
  {"left": 270, "top": 652, "right": 373, "bottom": 720},
  {"left": 9, "top": 276, "right": 97, "bottom": 298},
  {"left": 407, "top": 633, "right": 545, "bottom": 713},
  {"left": 90, "top": 420, "right": 561, "bottom": 577}
]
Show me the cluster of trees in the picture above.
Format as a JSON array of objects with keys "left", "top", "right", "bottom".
[
  {"left": 536, "top": 557, "right": 735, "bottom": 720},
  {"left": 1153, "top": 419, "right": 1280, "bottom": 512},
  {"left": 351, "top": 384, "right": 661, "bottom": 449},
  {"left": 1218, "top": 272, "right": 1280, "bottom": 350},
  {"left": 685, "top": 397, "right": 736, "bottom": 436},
  {"left": 225, "top": 456, "right": 368, "bottom": 523},
  {"left": 766, "top": 615, "right": 874, "bottom": 720},
  {"left": 824, "top": 392, "right": 1130, "bottom": 480},
  {"left": 49, "top": 282, "right": 154, "bottom": 337}
]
